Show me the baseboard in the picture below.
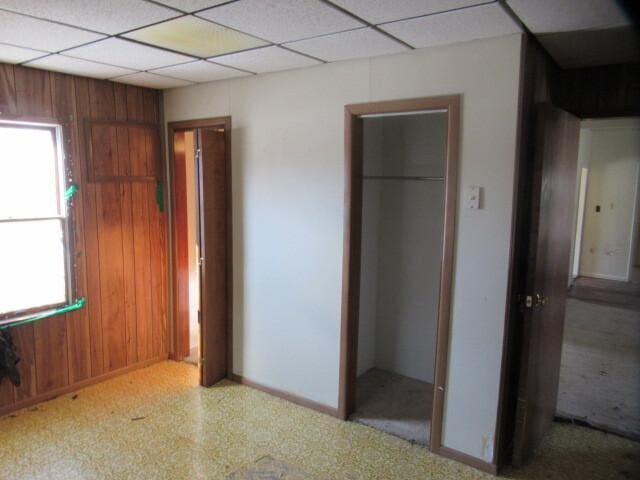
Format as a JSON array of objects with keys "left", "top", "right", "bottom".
[
  {"left": 578, "top": 272, "right": 628, "bottom": 282},
  {"left": 0, "top": 354, "right": 168, "bottom": 418},
  {"left": 435, "top": 445, "right": 498, "bottom": 475},
  {"left": 230, "top": 374, "right": 339, "bottom": 418}
]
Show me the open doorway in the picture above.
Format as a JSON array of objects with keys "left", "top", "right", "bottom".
[
  {"left": 558, "top": 117, "right": 640, "bottom": 440},
  {"left": 168, "top": 117, "right": 232, "bottom": 387},
  {"left": 339, "top": 96, "right": 459, "bottom": 451}
]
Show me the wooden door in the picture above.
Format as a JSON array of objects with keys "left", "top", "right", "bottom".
[
  {"left": 196, "top": 127, "right": 229, "bottom": 387},
  {"left": 512, "top": 104, "right": 580, "bottom": 465}
]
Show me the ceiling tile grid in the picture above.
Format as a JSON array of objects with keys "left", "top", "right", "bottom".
[
  {"left": 124, "top": 15, "right": 268, "bottom": 58},
  {"left": 153, "top": 0, "right": 231, "bottom": 14},
  {"left": 285, "top": 27, "right": 409, "bottom": 62},
  {"left": 380, "top": 3, "right": 521, "bottom": 49},
  {"left": 506, "top": 0, "right": 630, "bottom": 33},
  {"left": 0, "top": 0, "right": 180, "bottom": 35},
  {"left": 0, "top": 42, "right": 47, "bottom": 64},
  {"left": 329, "top": 0, "right": 490, "bottom": 25},
  {"left": 150, "top": 60, "right": 251, "bottom": 83},
  {"left": 196, "top": 0, "right": 365, "bottom": 44},
  {"left": 63, "top": 37, "right": 194, "bottom": 71},
  {"left": 24, "top": 54, "right": 136, "bottom": 80},
  {"left": 0, "top": 9, "right": 105, "bottom": 53},
  {"left": 112, "top": 71, "right": 195, "bottom": 89},
  {"left": 213, "top": 45, "right": 321, "bottom": 74}
]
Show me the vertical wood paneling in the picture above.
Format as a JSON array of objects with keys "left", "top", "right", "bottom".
[
  {"left": 132, "top": 184, "right": 154, "bottom": 361},
  {"left": 96, "top": 183, "right": 127, "bottom": 372},
  {"left": 0, "top": 64, "right": 16, "bottom": 116},
  {"left": 33, "top": 316, "right": 69, "bottom": 392},
  {"left": 54, "top": 72, "right": 92, "bottom": 384},
  {"left": 75, "top": 77, "right": 105, "bottom": 377},
  {"left": 14, "top": 66, "right": 53, "bottom": 118},
  {"left": 12, "top": 325, "right": 36, "bottom": 401},
  {"left": 0, "top": 64, "right": 167, "bottom": 416}
]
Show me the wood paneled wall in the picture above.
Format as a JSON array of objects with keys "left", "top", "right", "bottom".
[
  {"left": 554, "top": 62, "right": 640, "bottom": 118},
  {"left": 0, "top": 64, "right": 168, "bottom": 415}
]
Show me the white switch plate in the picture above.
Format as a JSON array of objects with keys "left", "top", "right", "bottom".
[{"left": 465, "top": 186, "right": 481, "bottom": 210}]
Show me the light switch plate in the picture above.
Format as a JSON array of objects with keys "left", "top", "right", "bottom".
[{"left": 465, "top": 186, "right": 482, "bottom": 210}]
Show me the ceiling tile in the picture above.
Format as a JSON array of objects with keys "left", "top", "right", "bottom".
[
  {"left": 0, "top": 0, "right": 180, "bottom": 35},
  {"left": 506, "top": 0, "right": 630, "bottom": 33},
  {"left": 124, "top": 15, "right": 267, "bottom": 58},
  {"left": 64, "top": 38, "right": 193, "bottom": 71},
  {"left": 0, "top": 10, "right": 105, "bottom": 52},
  {"left": 25, "top": 54, "right": 136, "bottom": 79},
  {"left": 380, "top": 3, "right": 521, "bottom": 49},
  {"left": 197, "top": 0, "right": 364, "bottom": 43},
  {"left": 152, "top": 0, "right": 230, "bottom": 13},
  {"left": 112, "top": 72, "right": 194, "bottom": 89},
  {"left": 150, "top": 60, "right": 251, "bottom": 82},
  {"left": 213, "top": 46, "right": 320, "bottom": 74},
  {"left": 0, "top": 42, "right": 47, "bottom": 64},
  {"left": 330, "top": 0, "right": 488, "bottom": 24},
  {"left": 285, "top": 28, "right": 408, "bottom": 62}
]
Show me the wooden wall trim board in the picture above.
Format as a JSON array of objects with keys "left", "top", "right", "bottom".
[
  {"left": 166, "top": 117, "right": 233, "bottom": 383},
  {"left": 0, "top": 63, "right": 168, "bottom": 416},
  {"left": 438, "top": 446, "right": 498, "bottom": 475},
  {"left": 338, "top": 95, "right": 461, "bottom": 461},
  {"left": 231, "top": 374, "right": 339, "bottom": 418}
]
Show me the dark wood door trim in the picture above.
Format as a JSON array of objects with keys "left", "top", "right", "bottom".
[
  {"left": 338, "top": 95, "right": 460, "bottom": 455},
  {"left": 167, "top": 117, "right": 233, "bottom": 382}
]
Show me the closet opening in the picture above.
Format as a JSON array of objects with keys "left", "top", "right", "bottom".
[
  {"left": 168, "top": 117, "right": 232, "bottom": 387},
  {"left": 339, "top": 97, "right": 459, "bottom": 452}
]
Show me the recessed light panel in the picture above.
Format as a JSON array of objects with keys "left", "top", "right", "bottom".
[{"left": 124, "top": 16, "right": 268, "bottom": 58}]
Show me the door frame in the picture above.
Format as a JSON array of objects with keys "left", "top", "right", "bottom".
[
  {"left": 338, "top": 95, "right": 460, "bottom": 453},
  {"left": 167, "top": 116, "right": 233, "bottom": 382}
]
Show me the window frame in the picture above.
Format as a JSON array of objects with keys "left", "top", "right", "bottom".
[{"left": 0, "top": 120, "right": 74, "bottom": 325}]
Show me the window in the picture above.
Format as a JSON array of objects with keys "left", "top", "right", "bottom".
[{"left": 0, "top": 122, "right": 71, "bottom": 323}]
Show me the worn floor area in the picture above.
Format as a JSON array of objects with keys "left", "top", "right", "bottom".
[
  {"left": 350, "top": 368, "right": 432, "bottom": 445},
  {"left": 557, "top": 297, "right": 640, "bottom": 439},
  {"left": 569, "top": 277, "right": 640, "bottom": 310},
  {"left": 1, "top": 361, "right": 638, "bottom": 479}
]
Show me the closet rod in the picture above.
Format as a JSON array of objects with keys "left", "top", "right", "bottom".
[{"left": 362, "top": 175, "right": 444, "bottom": 181}]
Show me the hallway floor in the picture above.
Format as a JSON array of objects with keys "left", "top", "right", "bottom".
[{"left": 1, "top": 361, "right": 638, "bottom": 479}]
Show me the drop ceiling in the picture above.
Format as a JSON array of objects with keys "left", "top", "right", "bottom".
[{"left": 0, "top": 0, "right": 636, "bottom": 90}]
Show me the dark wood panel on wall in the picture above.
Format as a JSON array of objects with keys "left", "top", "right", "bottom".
[
  {"left": 555, "top": 62, "right": 640, "bottom": 118},
  {"left": 0, "top": 64, "right": 168, "bottom": 416}
]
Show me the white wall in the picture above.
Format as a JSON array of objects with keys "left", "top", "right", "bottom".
[
  {"left": 358, "top": 114, "right": 445, "bottom": 384},
  {"left": 164, "top": 34, "right": 523, "bottom": 462},
  {"left": 577, "top": 119, "right": 640, "bottom": 281}
]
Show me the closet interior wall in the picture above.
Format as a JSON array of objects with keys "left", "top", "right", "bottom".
[{"left": 358, "top": 113, "right": 446, "bottom": 384}]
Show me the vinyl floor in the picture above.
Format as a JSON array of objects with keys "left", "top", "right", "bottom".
[{"left": 1, "top": 361, "right": 638, "bottom": 479}]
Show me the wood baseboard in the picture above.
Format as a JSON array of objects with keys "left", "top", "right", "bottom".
[
  {"left": 230, "top": 374, "right": 339, "bottom": 418},
  {"left": 0, "top": 355, "right": 168, "bottom": 418},
  {"left": 435, "top": 445, "right": 498, "bottom": 475}
]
